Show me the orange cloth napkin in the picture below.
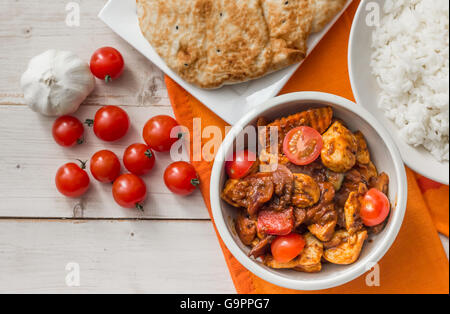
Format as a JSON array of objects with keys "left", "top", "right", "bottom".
[{"left": 166, "top": 0, "right": 449, "bottom": 294}]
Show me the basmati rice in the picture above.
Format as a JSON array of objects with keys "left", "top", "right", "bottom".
[{"left": 371, "top": 0, "right": 449, "bottom": 161}]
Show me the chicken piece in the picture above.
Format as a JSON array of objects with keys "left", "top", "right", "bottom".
[
  {"left": 221, "top": 173, "right": 274, "bottom": 215},
  {"left": 323, "top": 230, "right": 368, "bottom": 265},
  {"left": 292, "top": 173, "right": 321, "bottom": 208},
  {"left": 354, "top": 131, "right": 371, "bottom": 165},
  {"left": 295, "top": 263, "right": 322, "bottom": 273},
  {"left": 306, "top": 182, "right": 336, "bottom": 224},
  {"left": 265, "top": 233, "right": 323, "bottom": 272},
  {"left": 369, "top": 172, "right": 390, "bottom": 196},
  {"left": 323, "top": 231, "right": 347, "bottom": 249},
  {"left": 261, "top": 107, "right": 333, "bottom": 154},
  {"left": 235, "top": 212, "right": 257, "bottom": 246},
  {"left": 357, "top": 161, "right": 378, "bottom": 184},
  {"left": 295, "top": 233, "right": 324, "bottom": 273},
  {"left": 321, "top": 121, "right": 358, "bottom": 173},
  {"left": 308, "top": 219, "right": 337, "bottom": 242},
  {"left": 344, "top": 189, "right": 367, "bottom": 235}
]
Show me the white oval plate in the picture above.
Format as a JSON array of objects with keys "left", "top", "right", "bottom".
[
  {"left": 98, "top": 0, "right": 354, "bottom": 125},
  {"left": 348, "top": 0, "right": 449, "bottom": 184}
]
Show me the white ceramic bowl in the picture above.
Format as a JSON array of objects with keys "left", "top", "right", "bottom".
[
  {"left": 348, "top": 0, "right": 449, "bottom": 184},
  {"left": 210, "top": 92, "right": 407, "bottom": 291}
]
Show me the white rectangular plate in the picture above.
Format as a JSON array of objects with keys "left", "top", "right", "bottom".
[{"left": 99, "top": 0, "right": 353, "bottom": 124}]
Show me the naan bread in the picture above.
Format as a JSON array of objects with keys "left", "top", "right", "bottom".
[
  {"left": 308, "top": 0, "right": 348, "bottom": 33},
  {"left": 137, "top": 0, "right": 346, "bottom": 89}
]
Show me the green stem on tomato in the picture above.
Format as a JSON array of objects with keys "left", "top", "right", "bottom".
[
  {"left": 136, "top": 203, "right": 144, "bottom": 212},
  {"left": 191, "top": 178, "right": 200, "bottom": 186},
  {"left": 145, "top": 149, "right": 153, "bottom": 159},
  {"left": 76, "top": 159, "right": 88, "bottom": 170},
  {"left": 105, "top": 75, "right": 112, "bottom": 83},
  {"left": 84, "top": 119, "right": 94, "bottom": 127}
]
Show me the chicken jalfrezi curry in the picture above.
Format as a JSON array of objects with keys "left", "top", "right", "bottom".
[{"left": 221, "top": 107, "right": 390, "bottom": 272}]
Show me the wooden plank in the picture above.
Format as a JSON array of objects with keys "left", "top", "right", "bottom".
[
  {"left": 0, "top": 219, "right": 235, "bottom": 293},
  {"left": 0, "top": 105, "right": 209, "bottom": 219},
  {"left": 0, "top": 0, "right": 170, "bottom": 107}
]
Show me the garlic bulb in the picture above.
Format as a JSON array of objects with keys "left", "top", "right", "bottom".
[{"left": 21, "top": 50, "right": 95, "bottom": 116}]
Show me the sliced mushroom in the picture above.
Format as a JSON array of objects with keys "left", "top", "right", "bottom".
[
  {"left": 308, "top": 219, "right": 337, "bottom": 242},
  {"left": 248, "top": 235, "right": 275, "bottom": 259},
  {"left": 323, "top": 230, "right": 368, "bottom": 265},
  {"left": 292, "top": 173, "right": 321, "bottom": 208},
  {"left": 354, "top": 131, "right": 371, "bottom": 165}
]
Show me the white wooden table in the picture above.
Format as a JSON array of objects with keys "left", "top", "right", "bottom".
[
  {"left": 0, "top": 0, "right": 447, "bottom": 294},
  {"left": 0, "top": 0, "right": 234, "bottom": 293}
]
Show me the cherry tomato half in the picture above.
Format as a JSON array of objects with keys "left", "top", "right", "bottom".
[
  {"left": 143, "top": 115, "right": 180, "bottom": 152},
  {"left": 361, "top": 188, "right": 391, "bottom": 227},
  {"left": 90, "top": 150, "right": 121, "bottom": 183},
  {"left": 112, "top": 174, "right": 147, "bottom": 210},
  {"left": 123, "top": 143, "right": 155, "bottom": 176},
  {"left": 52, "top": 116, "right": 84, "bottom": 147},
  {"left": 257, "top": 208, "right": 294, "bottom": 236},
  {"left": 164, "top": 162, "right": 199, "bottom": 196},
  {"left": 271, "top": 233, "right": 306, "bottom": 263},
  {"left": 225, "top": 150, "right": 257, "bottom": 179},
  {"left": 55, "top": 161, "right": 90, "bottom": 197},
  {"left": 88, "top": 106, "right": 130, "bottom": 142},
  {"left": 283, "top": 126, "right": 324, "bottom": 166},
  {"left": 90, "top": 47, "right": 124, "bottom": 82}
]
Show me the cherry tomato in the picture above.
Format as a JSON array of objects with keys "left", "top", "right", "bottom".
[
  {"left": 90, "top": 47, "right": 124, "bottom": 82},
  {"left": 52, "top": 116, "right": 84, "bottom": 147},
  {"left": 283, "top": 126, "right": 323, "bottom": 166},
  {"left": 164, "top": 161, "right": 199, "bottom": 196},
  {"left": 271, "top": 233, "right": 306, "bottom": 263},
  {"left": 55, "top": 161, "right": 90, "bottom": 197},
  {"left": 143, "top": 115, "right": 180, "bottom": 152},
  {"left": 87, "top": 106, "right": 130, "bottom": 142},
  {"left": 225, "top": 150, "right": 257, "bottom": 179},
  {"left": 112, "top": 174, "right": 147, "bottom": 210},
  {"left": 257, "top": 208, "right": 294, "bottom": 236},
  {"left": 90, "top": 150, "right": 121, "bottom": 183},
  {"left": 361, "top": 188, "right": 391, "bottom": 227},
  {"left": 123, "top": 143, "right": 155, "bottom": 176}
]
